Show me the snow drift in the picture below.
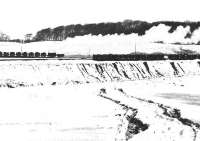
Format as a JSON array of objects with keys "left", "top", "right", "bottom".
[{"left": 1, "top": 60, "right": 200, "bottom": 88}]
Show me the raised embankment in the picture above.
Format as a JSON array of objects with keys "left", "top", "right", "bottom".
[{"left": 0, "top": 60, "right": 200, "bottom": 88}]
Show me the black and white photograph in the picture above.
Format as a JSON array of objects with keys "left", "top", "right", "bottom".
[{"left": 0, "top": 0, "right": 200, "bottom": 140}]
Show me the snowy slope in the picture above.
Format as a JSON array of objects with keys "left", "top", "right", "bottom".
[
  {"left": 1, "top": 34, "right": 200, "bottom": 55},
  {"left": 21, "top": 38, "right": 200, "bottom": 55},
  {"left": 0, "top": 60, "right": 200, "bottom": 88},
  {"left": 0, "top": 42, "right": 22, "bottom": 52}
]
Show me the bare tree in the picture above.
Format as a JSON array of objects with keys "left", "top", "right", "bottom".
[{"left": 25, "top": 33, "right": 33, "bottom": 41}]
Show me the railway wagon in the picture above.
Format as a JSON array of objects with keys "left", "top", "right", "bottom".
[
  {"left": 10, "top": 52, "right": 15, "bottom": 57},
  {"left": 35, "top": 52, "right": 40, "bottom": 58},
  {"left": 16, "top": 52, "right": 22, "bottom": 57},
  {"left": 0, "top": 51, "right": 65, "bottom": 58},
  {"left": 93, "top": 54, "right": 200, "bottom": 61}
]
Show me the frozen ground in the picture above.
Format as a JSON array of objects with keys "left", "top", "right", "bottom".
[
  {"left": 0, "top": 59, "right": 199, "bottom": 87},
  {"left": 0, "top": 60, "right": 200, "bottom": 140},
  {"left": 1, "top": 35, "right": 200, "bottom": 55}
]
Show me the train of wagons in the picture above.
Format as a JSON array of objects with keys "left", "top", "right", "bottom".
[
  {"left": 92, "top": 54, "right": 200, "bottom": 61},
  {"left": 0, "top": 52, "right": 199, "bottom": 60},
  {"left": 0, "top": 52, "right": 64, "bottom": 58}
]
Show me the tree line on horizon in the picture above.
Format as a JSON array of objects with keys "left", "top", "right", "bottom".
[
  {"left": 32, "top": 20, "right": 151, "bottom": 42},
  {"left": 32, "top": 20, "right": 200, "bottom": 42},
  {"left": 2, "top": 20, "right": 200, "bottom": 43}
]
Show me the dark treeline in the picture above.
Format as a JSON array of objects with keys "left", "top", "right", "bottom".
[
  {"left": 32, "top": 20, "right": 151, "bottom": 41},
  {"left": 2, "top": 20, "right": 200, "bottom": 43},
  {"left": 30, "top": 20, "right": 200, "bottom": 42}
]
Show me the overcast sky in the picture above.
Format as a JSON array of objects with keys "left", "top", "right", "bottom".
[{"left": 0, "top": 0, "right": 199, "bottom": 38}]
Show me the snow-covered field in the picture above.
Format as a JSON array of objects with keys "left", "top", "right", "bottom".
[
  {"left": 0, "top": 59, "right": 199, "bottom": 87},
  {"left": 1, "top": 34, "right": 200, "bottom": 55},
  {"left": 0, "top": 85, "right": 122, "bottom": 141},
  {"left": 0, "top": 60, "right": 200, "bottom": 140}
]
